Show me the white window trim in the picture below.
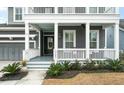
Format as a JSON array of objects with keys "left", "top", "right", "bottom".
[
  {"left": 13, "top": 7, "right": 24, "bottom": 22},
  {"left": 90, "top": 30, "right": 99, "bottom": 49},
  {"left": 63, "top": 30, "right": 76, "bottom": 48}
]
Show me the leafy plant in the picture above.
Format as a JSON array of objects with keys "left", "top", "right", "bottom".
[
  {"left": 61, "top": 61, "right": 71, "bottom": 71},
  {"left": 96, "top": 62, "right": 107, "bottom": 70},
  {"left": 106, "top": 59, "right": 124, "bottom": 71},
  {"left": 20, "top": 60, "right": 27, "bottom": 67},
  {"left": 47, "top": 63, "right": 63, "bottom": 77},
  {"left": 83, "top": 60, "right": 97, "bottom": 70},
  {"left": 70, "top": 60, "right": 82, "bottom": 70},
  {"left": 119, "top": 52, "right": 124, "bottom": 61},
  {"left": 1, "top": 62, "right": 21, "bottom": 75}
]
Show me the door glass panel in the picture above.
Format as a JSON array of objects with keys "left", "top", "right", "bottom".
[{"left": 48, "top": 37, "right": 53, "bottom": 49}]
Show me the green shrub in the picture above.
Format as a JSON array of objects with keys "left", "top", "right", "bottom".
[
  {"left": 61, "top": 61, "right": 71, "bottom": 71},
  {"left": 20, "top": 60, "right": 27, "bottom": 67},
  {"left": 83, "top": 60, "right": 97, "bottom": 70},
  {"left": 119, "top": 52, "right": 124, "bottom": 61},
  {"left": 1, "top": 62, "right": 21, "bottom": 75},
  {"left": 106, "top": 59, "right": 124, "bottom": 71},
  {"left": 70, "top": 60, "right": 82, "bottom": 70},
  {"left": 47, "top": 63, "right": 63, "bottom": 77}
]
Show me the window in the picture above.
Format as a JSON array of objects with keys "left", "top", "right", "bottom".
[
  {"left": 45, "top": 8, "right": 53, "bottom": 13},
  {"left": 90, "top": 30, "right": 99, "bottom": 48},
  {"left": 63, "top": 30, "right": 76, "bottom": 48},
  {"left": 99, "top": 7, "right": 105, "bottom": 13},
  {"left": 90, "top": 7, "right": 97, "bottom": 13},
  {"left": 14, "top": 7, "right": 23, "bottom": 21},
  {"left": 63, "top": 7, "right": 75, "bottom": 13}
]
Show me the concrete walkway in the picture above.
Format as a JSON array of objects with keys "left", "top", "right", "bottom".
[{"left": 0, "top": 70, "right": 46, "bottom": 85}]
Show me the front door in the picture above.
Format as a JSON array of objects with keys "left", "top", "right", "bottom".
[{"left": 44, "top": 36, "right": 54, "bottom": 55}]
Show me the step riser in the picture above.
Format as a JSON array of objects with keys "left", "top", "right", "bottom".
[
  {"left": 27, "top": 63, "right": 51, "bottom": 65},
  {"left": 27, "top": 61, "right": 51, "bottom": 70},
  {"left": 27, "top": 67, "right": 48, "bottom": 70}
]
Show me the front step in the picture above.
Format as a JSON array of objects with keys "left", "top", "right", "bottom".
[{"left": 27, "top": 61, "right": 52, "bottom": 70}]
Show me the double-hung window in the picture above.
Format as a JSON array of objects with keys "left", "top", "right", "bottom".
[
  {"left": 14, "top": 7, "right": 23, "bottom": 21},
  {"left": 63, "top": 30, "right": 76, "bottom": 48}
]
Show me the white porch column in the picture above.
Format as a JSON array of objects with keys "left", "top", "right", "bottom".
[
  {"left": 86, "top": 7, "right": 89, "bottom": 14},
  {"left": 104, "top": 28, "right": 107, "bottom": 48},
  {"left": 114, "top": 23, "right": 119, "bottom": 59},
  {"left": 54, "top": 23, "right": 58, "bottom": 63},
  {"left": 25, "top": 22, "right": 29, "bottom": 50},
  {"left": 86, "top": 22, "right": 90, "bottom": 59},
  {"left": 25, "top": 7, "right": 28, "bottom": 14},
  {"left": 55, "top": 7, "right": 58, "bottom": 14}
]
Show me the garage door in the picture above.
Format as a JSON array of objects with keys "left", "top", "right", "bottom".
[{"left": 0, "top": 43, "right": 24, "bottom": 61}]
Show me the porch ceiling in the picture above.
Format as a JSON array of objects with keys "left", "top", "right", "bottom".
[
  {"left": 32, "top": 23, "right": 114, "bottom": 32},
  {"left": 33, "top": 23, "right": 54, "bottom": 32}
]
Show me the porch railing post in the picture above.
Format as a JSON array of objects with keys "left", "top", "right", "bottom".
[
  {"left": 86, "top": 22, "right": 90, "bottom": 59},
  {"left": 54, "top": 22, "right": 58, "bottom": 63},
  {"left": 25, "top": 22, "right": 29, "bottom": 50},
  {"left": 114, "top": 23, "right": 119, "bottom": 59}
]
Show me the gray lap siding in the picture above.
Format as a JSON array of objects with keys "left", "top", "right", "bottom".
[{"left": 58, "top": 25, "right": 105, "bottom": 48}]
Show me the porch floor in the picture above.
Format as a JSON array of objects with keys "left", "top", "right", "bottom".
[{"left": 30, "top": 56, "right": 53, "bottom": 62}]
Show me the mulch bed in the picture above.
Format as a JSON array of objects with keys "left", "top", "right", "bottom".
[
  {"left": 0, "top": 71, "right": 28, "bottom": 81},
  {"left": 45, "top": 70, "right": 122, "bottom": 79},
  {"left": 45, "top": 71, "right": 80, "bottom": 79}
]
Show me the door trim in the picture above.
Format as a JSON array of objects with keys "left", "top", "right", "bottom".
[{"left": 43, "top": 35, "right": 54, "bottom": 56}]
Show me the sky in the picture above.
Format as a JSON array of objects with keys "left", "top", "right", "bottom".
[{"left": 0, "top": 7, "right": 124, "bottom": 23}]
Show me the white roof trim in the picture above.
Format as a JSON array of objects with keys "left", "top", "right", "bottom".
[
  {"left": 0, "top": 34, "right": 37, "bottom": 38},
  {"left": 0, "top": 27, "right": 37, "bottom": 31},
  {"left": 0, "top": 40, "right": 35, "bottom": 43}
]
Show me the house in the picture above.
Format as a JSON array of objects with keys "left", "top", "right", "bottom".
[{"left": 0, "top": 7, "right": 120, "bottom": 70}]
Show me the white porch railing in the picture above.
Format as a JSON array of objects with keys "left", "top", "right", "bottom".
[
  {"left": 54, "top": 49, "right": 86, "bottom": 60},
  {"left": 26, "top": 7, "right": 118, "bottom": 14},
  {"left": 89, "top": 49, "right": 115, "bottom": 60},
  {"left": 23, "top": 48, "right": 40, "bottom": 61},
  {"left": 54, "top": 48, "right": 116, "bottom": 61}
]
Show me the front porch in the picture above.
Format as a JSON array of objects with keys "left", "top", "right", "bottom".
[{"left": 23, "top": 22, "right": 119, "bottom": 63}]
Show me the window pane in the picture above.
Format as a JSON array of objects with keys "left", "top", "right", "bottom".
[
  {"left": 70, "top": 32, "right": 74, "bottom": 41},
  {"left": 65, "top": 33, "right": 69, "bottom": 41},
  {"left": 90, "top": 32, "right": 97, "bottom": 41},
  {"left": 15, "top": 8, "right": 22, "bottom": 14},
  {"left": 90, "top": 42, "right": 97, "bottom": 48},
  {"left": 45, "top": 8, "right": 52, "bottom": 13},
  {"left": 66, "top": 42, "right": 73, "bottom": 48},
  {"left": 90, "top": 7, "right": 97, "bottom": 13},
  {"left": 99, "top": 7, "right": 105, "bottom": 13},
  {"left": 15, "top": 8, "right": 22, "bottom": 21},
  {"left": 15, "top": 15, "right": 22, "bottom": 20}
]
